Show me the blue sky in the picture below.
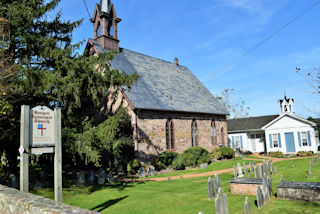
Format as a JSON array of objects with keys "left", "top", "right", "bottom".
[{"left": 57, "top": 0, "right": 320, "bottom": 118}]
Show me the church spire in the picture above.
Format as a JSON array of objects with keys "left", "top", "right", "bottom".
[{"left": 91, "top": 0, "right": 121, "bottom": 50}]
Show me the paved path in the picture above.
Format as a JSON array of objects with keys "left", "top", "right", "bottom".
[{"left": 120, "top": 154, "right": 317, "bottom": 182}]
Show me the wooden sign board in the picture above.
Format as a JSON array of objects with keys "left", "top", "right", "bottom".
[{"left": 30, "top": 106, "right": 55, "bottom": 147}]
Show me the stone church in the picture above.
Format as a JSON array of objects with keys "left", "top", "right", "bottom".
[{"left": 85, "top": 0, "right": 228, "bottom": 162}]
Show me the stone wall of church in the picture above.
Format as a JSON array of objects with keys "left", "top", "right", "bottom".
[{"left": 136, "top": 110, "right": 227, "bottom": 163}]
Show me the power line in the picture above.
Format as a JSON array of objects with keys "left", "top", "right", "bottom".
[
  {"left": 212, "top": 0, "right": 320, "bottom": 78},
  {"left": 82, "top": 0, "right": 91, "bottom": 19}
]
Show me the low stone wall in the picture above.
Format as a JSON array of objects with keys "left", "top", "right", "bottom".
[
  {"left": 229, "top": 178, "right": 263, "bottom": 195},
  {"left": 0, "top": 185, "right": 99, "bottom": 214},
  {"left": 277, "top": 182, "right": 320, "bottom": 202}
]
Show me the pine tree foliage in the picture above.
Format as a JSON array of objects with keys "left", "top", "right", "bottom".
[{"left": 0, "top": 0, "right": 138, "bottom": 173}]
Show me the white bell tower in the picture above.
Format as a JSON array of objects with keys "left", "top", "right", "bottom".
[{"left": 278, "top": 94, "right": 294, "bottom": 115}]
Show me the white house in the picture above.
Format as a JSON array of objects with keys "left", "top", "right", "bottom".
[{"left": 227, "top": 96, "right": 319, "bottom": 154}]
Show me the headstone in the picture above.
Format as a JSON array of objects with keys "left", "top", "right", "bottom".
[
  {"left": 10, "top": 174, "right": 18, "bottom": 189},
  {"left": 280, "top": 174, "right": 285, "bottom": 182},
  {"left": 249, "top": 162, "right": 253, "bottom": 172},
  {"left": 167, "top": 177, "right": 171, "bottom": 182},
  {"left": 77, "top": 172, "right": 85, "bottom": 185},
  {"left": 107, "top": 171, "right": 115, "bottom": 183},
  {"left": 139, "top": 167, "right": 146, "bottom": 178},
  {"left": 180, "top": 175, "right": 183, "bottom": 180},
  {"left": 244, "top": 196, "right": 250, "bottom": 214},
  {"left": 292, "top": 164, "right": 295, "bottom": 168},
  {"left": 259, "top": 166, "right": 263, "bottom": 179},
  {"left": 243, "top": 162, "right": 248, "bottom": 176},
  {"left": 254, "top": 166, "right": 259, "bottom": 178},
  {"left": 237, "top": 163, "right": 243, "bottom": 177},
  {"left": 263, "top": 176, "right": 270, "bottom": 203},
  {"left": 256, "top": 186, "right": 264, "bottom": 209},
  {"left": 254, "top": 162, "right": 257, "bottom": 168},
  {"left": 88, "top": 170, "right": 95, "bottom": 185},
  {"left": 272, "top": 165, "right": 277, "bottom": 174},
  {"left": 200, "top": 163, "right": 208, "bottom": 169},
  {"left": 215, "top": 187, "right": 228, "bottom": 214},
  {"left": 98, "top": 168, "right": 105, "bottom": 185},
  {"left": 214, "top": 174, "right": 221, "bottom": 195},
  {"left": 198, "top": 212, "right": 204, "bottom": 214},
  {"left": 208, "top": 177, "right": 214, "bottom": 200},
  {"left": 34, "top": 178, "right": 43, "bottom": 189},
  {"left": 233, "top": 165, "right": 237, "bottom": 178},
  {"left": 148, "top": 165, "right": 155, "bottom": 176}
]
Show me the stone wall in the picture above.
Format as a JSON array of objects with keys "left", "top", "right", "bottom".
[
  {"left": 229, "top": 178, "right": 264, "bottom": 195},
  {"left": 136, "top": 110, "right": 227, "bottom": 162},
  {"left": 277, "top": 182, "right": 320, "bottom": 202},
  {"left": 0, "top": 185, "right": 98, "bottom": 214}
]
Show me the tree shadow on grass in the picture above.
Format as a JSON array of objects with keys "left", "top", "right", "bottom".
[
  {"left": 91, "top": 196, "right": 129, "bottom": 212},
  {"left": 89, "top": 181, "right": 145, "bottom": 193}
]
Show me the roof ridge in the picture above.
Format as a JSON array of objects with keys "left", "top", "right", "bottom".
[
  {"left": 120, "top": 47, "right": 188, "bottom": 69},
  {"left": 228, "top": 114, "right": 279, "bottom": 120}
]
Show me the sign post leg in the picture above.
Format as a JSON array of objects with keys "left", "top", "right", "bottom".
[
  {"left": 20, "top": 105, "right": 29, "bottom": 193},
  {"left": 54, "top": 108, "right": 62, "bottom": 202}
]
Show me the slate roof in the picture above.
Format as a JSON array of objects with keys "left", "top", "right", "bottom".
[
  {"left": 90, "top": 39, "right": 228, "bottom": 115},
  {"left": 227, "top": 115, "right": 279, "bottom": 132}
]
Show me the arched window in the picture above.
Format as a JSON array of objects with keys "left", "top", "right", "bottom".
[
  {"left": 97, "top": 22, "right": 101, "bottom": 36},
  {"left": 191, "top": 120, "right": 198, "bottom": 147},
  {"left": 221, "top": 127, "right": 225, "bottom": 146},
  {"left": 166, "top": 119, "right": 175, "bottom": 150},
  {"left": 211, "top": 120, "right": 217, "bottom": 145}
]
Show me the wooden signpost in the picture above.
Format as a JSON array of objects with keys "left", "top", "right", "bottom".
[{"left": 20, "top": 105, "right": 62, "bottom": 202}]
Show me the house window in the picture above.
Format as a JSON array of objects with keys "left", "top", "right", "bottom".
[
  {"left": 301, "top": 132, "right": 308, "bottom": 146},
  {"left": 272, "top": 134, "right": 279, "bottom": 147},
  {"left": 256, "top": 134, "right": 261, "bottom": 138},
  {"left": 221, "top": 127, "right": 225, "bottom": 146},
  {"left": 211, "top": 120, "right": 217, "bottom": 145},
  {"left": 250, "top": 134, "right": 255, "bottom": 139},
  {"left": 166, "top": 119, "right": 175, "bottom": 150},
  {"left": 191, "top": 120, "right": 198, "bottom": 147}
]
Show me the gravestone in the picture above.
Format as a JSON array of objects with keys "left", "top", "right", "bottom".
[
  {"left": 88, "top": 170, "right": 95, "bottom": 185},
  {"left": 77, "top": 172, "right": 85, "bottom": 185},
  {"left": 139, "top": 167, "right": 146, "bottom": 178},
  {"left": 292, "top": 164, "right": 295, "bottom": 168},
  {"left": 254, "top": 166, "right": 259, "bottom": 178},
  {"left": 107, "top": 171, "right": 115, "bottom": 183},
  {"left": 148, "top": 165, "right": 155, "bottom": 176},
  {"left": 208, "top": 177, "right": 214, "bottom": 200},
  {"left": 243, "top": 162, "right": 248, "bottom": 176},
  {"left": 259, "top": 166, "right": 263, "bottom": 179},
  {"left": 272, "top": 165, "right": 277, "bottom": 174},
  {"left": 167, "top": 177, "right": 171, "bottom": 182},
  {"left": 256, "top": 185, "right": 264, "bottom": 209},
  {"left": 249, "top": 162, "right": 253, "bottom": 172},
  {"left": 237, "top": 163, "right": 243, "bottom": 177},
  {"left": 215, "top": 187, "right": 228, "bottom": 214},
  {"left": 280, "top": 174, "right": 285, "bottom": 182},
  {"left": 34, "top": 178, "right": 43, "bottom": 189},
  {"left": 268, "top": 160, "right": 272, "bottom": 174},
  {"left": 244, "top": 196, "right": 250, "bottom": 214},
  {"left": 254, "top": 162, "right": 257, "bottom": 168},
  {"left": 97, "top": 169, "right": 105, "bottom": 185},
  {"left": 200, "top": 163, "right": 208, "bottom": 169},
  {"left": 214, "top": 174, "right": 221, "bottom": 195},
  {"left": 9, "top": 174, "right": 18, "bottom": 189},
  {"left": 180, "top": 175, "right": 183, "bottom": 180},
  {"left": 233, "top": 166, "right": 237, "bottom": 178},
  {"left": 263, "top": 176, "right": 270, "bottom": 203}
]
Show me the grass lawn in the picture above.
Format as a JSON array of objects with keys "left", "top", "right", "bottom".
[
  {"left": 146, "top": 157, "right": 261, "bottom": 178},
  {"left": 33, "top": 157, "right": 320, "bottom": 214}
]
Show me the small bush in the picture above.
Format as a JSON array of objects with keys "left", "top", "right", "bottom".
[
  {"left": 154, "top": 151, "right": 178, "bottom": 170},
  {"left": 297, "top": 151, "right": 314, "bottom": 157},
  {"left": 172, "top": 155, "right": 185, "bottom": 170},
  {"left": 211, "top": 147, "right": 222, "bottom": 160},
  {"left": 181, "top": 147, "right": 210, "bottom": 167},
  {"left": 127, "top": 159, "right": 139, "bottom": 174},
  {"left": 269, "top": 151, "right": 284, "bottom": 158},
  {"left": 220, "top": 147, "right": 235, "bottom": 159},
  {"left": 243, "top": 151, "right": 252, "bottom": 155}
]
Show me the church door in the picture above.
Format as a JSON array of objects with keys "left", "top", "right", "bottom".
[{"left": 285, "top": 132, "right": 295, "bottom": 153}]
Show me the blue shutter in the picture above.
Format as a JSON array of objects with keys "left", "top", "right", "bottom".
[
  {"left": 297, "top": 132, "right": 302, "bottom": 147},
  {"left": 278, "top": 133, "right": 282, "bottom": 148},
  {"left": 307, "top": 131, "right": 312, "bottom": 146},
  {"left": 269, "top": 134, "right": 273, "bottom": 148},
  {"left": 232, "top": 136, "right": 235, "bottom": 148},
  {"left": 240, "top": 136, "right": 243, "bottom": 149}
]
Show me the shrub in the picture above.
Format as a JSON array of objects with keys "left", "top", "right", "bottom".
[
  {"left": 172, "top": 155, "right": 185, "bottom": 170},
  {"left": 154, "top": 151, "right": 178, "bottom": 170},
  {"left": 269, "top": 151, "right": 284, "bottom": 158},
  {"left": 243, "top": 151, "right": 252, "bottom": 155},
  {"left": 181, "top": 147, "right": 210, "bottom": 167},
  {"left": 220, "top": 147, "right": 235, "bottom": 159},
  {"left": 127, "top": 159, "right": 140, "bottom": 174},
  {"left": 297, "top": 151, "right": 314, "bottom": 157},
  {"left": 211, "top": 147, "right": 222, "bottom": 160}
]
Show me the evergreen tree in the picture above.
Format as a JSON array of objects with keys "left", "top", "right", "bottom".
[{"left": 0, "top": 0, "right": 138, "bottom": 174}]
